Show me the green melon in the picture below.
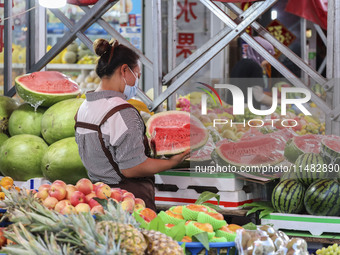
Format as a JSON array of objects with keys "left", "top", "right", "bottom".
[
  {"left": 0, "top": 134, "right": 48, "bottom": 181},
  {"left": 15, "top": 71, "right": 81, "bottom": 107},
  {"left": 304, "top": 179, "right": 340, "bottom": 216},
  {"left": 41, "top": 137, "right": 88, "bottom": 185},
  {"left": 0, "top": 132, "right": 9, "bottom": 147},
  {"left": 41, "top": 98, "right": 84, "bottom": 144},
  {"left": 295, "top": 153, "right": 326, "bottom": 187},
  {"left": 8, "top": 103, "right": 46, "bottom": 137},
  {"left": 271, "top": 179, "right": 305, "bottom": 214},
  {"left": 0, "top": 95, "right": 19, "bottom": 132}
]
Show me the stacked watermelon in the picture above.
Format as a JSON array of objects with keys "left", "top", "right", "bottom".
[
  {"left": 272, "top": 134, "right": 340, "bottom": 216},
  {"left": 0, "top": 71, "right": 88, "bottom": 184}
]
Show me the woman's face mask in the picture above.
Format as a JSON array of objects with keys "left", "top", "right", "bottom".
[{"left": 123, "top": 67, "right": 139, "bottom": 100}]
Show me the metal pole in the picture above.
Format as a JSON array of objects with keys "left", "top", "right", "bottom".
[
  {"left": 4, "top": 0, "right": 13, "bottom": 96},
  {"left": 300, "top": 18, "right": 308, "bottom": 84},
  {"left": 26, "top": 0, "right": 36, "bottom": 71},
  {"left": 167, "top": 0, "right": 177, "bottom": 110},
  {"left": 151, "top": 0, "right": 163, "bottom": 108}
]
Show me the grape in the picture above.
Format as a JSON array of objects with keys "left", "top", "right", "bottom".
[{"left": 316, "top": 244, "right": 340, "bottom": 255}]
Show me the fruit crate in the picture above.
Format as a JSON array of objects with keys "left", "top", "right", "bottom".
[
  {"left": 178, "top": 241, "right": 236, "bottom": 255},
  {"left": 261, "top": 213, "right": 340, "bottom": 236}
]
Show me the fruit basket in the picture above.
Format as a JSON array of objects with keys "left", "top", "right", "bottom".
[{"left": 178, "top": 241, "right": 236, "bottom": 255}]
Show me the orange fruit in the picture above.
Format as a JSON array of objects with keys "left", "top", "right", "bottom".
[
  {"left": 0, "top": 192, "right": 5, "bottom": 200},
  {"left": 0, "top": 177, "right": 13, "bottom": 187}
]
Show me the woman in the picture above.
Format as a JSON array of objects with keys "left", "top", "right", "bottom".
[
  {"left": 228, "top": 36, "right": 275, "bottom": 109},
  {"left": 75, "top": 39, "right": 190, "bottom": 211}
]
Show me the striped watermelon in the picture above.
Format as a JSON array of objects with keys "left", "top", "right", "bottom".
[
  {"left": 304, "top": 179, "right": 340, "bottom": 216},
  {"left": 272, "top": 179, "right": 305, "bottom": 214},
  {"left": 284, "top": 134, "right": 323, "bottom": 163},
  {"left": 295, "top": 153, "right": 326, "bottom": 187}
]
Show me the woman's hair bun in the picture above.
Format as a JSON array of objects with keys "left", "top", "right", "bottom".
[{"left": 93, "top": 38, "right": 111, "bottom": 57}]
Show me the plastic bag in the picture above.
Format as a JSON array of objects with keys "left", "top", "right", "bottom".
[{"left": 235, "top": 225, "right": 309, "bottom": 255}]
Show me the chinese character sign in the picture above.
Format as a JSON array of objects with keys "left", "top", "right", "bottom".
[
  {"left": 176, "top": 32, "right": 196, "bottom": 58},
  {"left": 176, "top": 0, "right": 197, "bottom": 23}
]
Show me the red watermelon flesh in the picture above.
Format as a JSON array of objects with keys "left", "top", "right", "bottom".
[
  {"left": 189, "top": 135, "right": 215, "bottom": 161},
  {"left": 292, "top": 134, "right": 323, "bottom": 154},
  {"left": 323, "top": 138, "right": 340, "bottom": 153},
  {"left": 147, "top": 111, "right": 208, "bottom": 156},
  {"left": 216, "top": 136, "right": 285, "bottom": 166}
]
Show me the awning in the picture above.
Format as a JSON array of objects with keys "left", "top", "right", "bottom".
[{"left": 285, "top": 0, "right": 328, "bottom": 30}]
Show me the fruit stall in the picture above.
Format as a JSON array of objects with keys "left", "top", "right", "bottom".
[{"left": 0, "top": 0, "right": 340, "bottom": 254}]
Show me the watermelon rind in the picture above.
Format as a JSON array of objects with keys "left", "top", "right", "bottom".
[
  {"left": 146, "top": 111, "right": 209, "bottom": 156},
  {"left": 304, "top": 179, "right": 340, "bottom": 216},
  {"left": 15, "top": 72, "right": 81, "bottom": 107},
  {"left": 294, "top": 153, "right": 326, "bottom": 187},
  {"left": 271, "top": 179, "right": 305, "bottom": 214},
  {"left": 321, "top": 137, "right": 340, "bottom": 165}
]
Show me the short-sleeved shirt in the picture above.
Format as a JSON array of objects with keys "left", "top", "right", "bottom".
[{"left": 75, "top": 90, "right": 147, "bottom": 185}]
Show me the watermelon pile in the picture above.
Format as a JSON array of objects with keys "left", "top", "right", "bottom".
[{"left": 0, "top": 71, "right": 88, "bottom": 184}]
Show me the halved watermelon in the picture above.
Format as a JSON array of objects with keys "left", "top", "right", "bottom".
[
  {"left": 15, "top": 71, "right": 81, "bottom": 107},
  {"left": 284, "top": 134, "right": 323, "bottom": 163},
  {"left": 213, "top": 136, "right": 285, "bottom": 168},
  {"left": 146, "top": 111, "right": 208, "bottom": 156},
  {"left": 321, "top": 137, "right": 340, "bottom": 164}
]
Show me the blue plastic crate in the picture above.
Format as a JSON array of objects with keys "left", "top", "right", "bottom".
[{"left": 178, "top": 241, "right": 236, "bottom": 255}]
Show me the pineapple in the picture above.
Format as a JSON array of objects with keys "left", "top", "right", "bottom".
[
  {"left": 141, "top": 229, "right": 184, "bottom": 255},
  {"left": 96, "top": 221, "right": 147, "bottom": 255}
]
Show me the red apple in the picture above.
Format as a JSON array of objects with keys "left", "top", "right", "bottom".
[
  {"left": 36, "top": 189, "right": 49, "bottom": 200},
  {"left": 85, "top": 192, "right": 96, "bottom": 203},
  {"left": 70, "top": 191, "right": 86, "bottom": 207},
  {"left": 54, "top": 200, "right": 71, "bottom": 213},
  {"left": 95, "top": 184, "right": 111, "bottom": 199},
  {"left": 48, "top": 183, "right": 67, "bottom": 201},
  {"left": 121, "top": 197, "right": 135, "bottom": 213},
  {"left": 52, "top": 180, "right": 67, "bottom": 188},
  {"left": 134, "top": 198, "right": 146, "bottom": 209},
  {"left": 110, "top": 189, "right": 123, "bottom": 202},
  {"left": 122, "top": 192, "right": 135, "bottom": 200},
  {"left": 62, "top": 205, "right": 77, "bottom": 215},
  {"left": 43, "top": 196, "right": 58, "bottom": 209},
  {"left": 88, "top": 198, "right": 100, "bottom": 209},
  {"left": 121, "top": 189, "right": 128, "bottom": 194},
  {"left": 111, "top": 188, "right": 122, "bottom": 193},
  {"left": 91, "top": 205, "right": 104, "bottom": 215},
  {"left": 75, "top": 203, "right": 91, "bottom": 213},
  {"left": 76, "top": 178, "right": 93, "bottom": 195},
  {"left": 38, "top": 184, "right": 50, "bottom": 192},
  {"left": 65, "top": 185, "right": 77, "bottom": 200}
]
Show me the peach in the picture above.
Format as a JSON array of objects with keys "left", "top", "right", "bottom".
[
  {"left": 194, "top": 222, "right": 214, "bottom": 232},
  {"left": 122, "top": 192, "right": 135, "bottom": 200},
  {"left": 110, "top": 189, "right": 123, "bottom": 202},
  {"left": 206, "top": 212, "right": 224, "bottom": 221},
  {"left": 62, "top": 205, "right": 77, "bottom": 215},
  {"left": 70, "top": 191, "right": 86, "bottom": 207},
  {"left": 76, "top": 178, "right": 93, "bottom": 195},
  {"left": 54, "top": 200, "right": 71, "bottom": 213},
  {"left": 88, "top": 198, "right": 100, "bottom": 209},
  {"left": 75, "top": 203, "right": 91, "bottom": 213},
  {"left": 52, "top": 180, "right": 67, "bottom": 188},
  {"left": 134, "top": 198, "right": 146, "bottom": 211},
  {"left": 165, "top": 210, "right": 184, "bottom": 219},
  {"left": 65, "top": 185, "right": 77, "bottom": 200},
  {"left": 38, "top": 184, "right": 50, "bottom": 192},
  {"left": 43, "top": 196, "right": 58, "bottom": 209},
  {"left": 36, "top": 189, "right": 49, "bottom": 200},
  {"left": 139, "top": 208, "right": 157, "bottom": 222},
  {"left": 85, "top": 192, "right": 96, "bottom": 203},
  {"left": 90, "top": 205, "right": 104, "bottom": 215},
  {"left": 121, "top": 197, "right": 135, "bottom": 213},
  {"left": 48, "top": 183, "right": 66, "bottom": 201},
  {"left": 186, "top": 204, "right": 208, "bottom": 212},
  {"left": 95, "top": 184, "right": 111, "bottom": 199}
]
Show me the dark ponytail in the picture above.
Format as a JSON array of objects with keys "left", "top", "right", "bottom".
[{"left": 93, "top": 38, "right": 139, "bottom": 78}]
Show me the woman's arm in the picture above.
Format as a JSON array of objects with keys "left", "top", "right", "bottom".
[{"left": 121, "top": 149, "right": 190, "bottom": 178}]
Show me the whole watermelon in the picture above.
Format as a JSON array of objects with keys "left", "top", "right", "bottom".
[
  {"left": 295, "top": 153, "right": 326, "bottom": 187},
  {"left": 41, "top": 137, "right": 88, "bottom": 185},
  {"left": 304, "top": 179, "right": 340, "bottom": 216},
  {"left": 272, "top": 179, "right": 305, "bottom": 214},
  {"left": 0, "top": 134, "right": 48, "bottom": 181},
  {"left": 0, "top": 95, "right": 19, "bottom": 132},
  {"left": 8, "top": 103, "right": 46, "bottom": 137},
  {"left": 41, "top": 98, "right": 84, "bottom": 144}
]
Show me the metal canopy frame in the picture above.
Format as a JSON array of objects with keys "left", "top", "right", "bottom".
[{"left": 2, "top": 0, "right": 340, "bottom": 135}]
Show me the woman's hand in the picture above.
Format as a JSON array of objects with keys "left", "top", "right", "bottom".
[{"left": 169, "top": 149, "right": 191, "bottom": 166}]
